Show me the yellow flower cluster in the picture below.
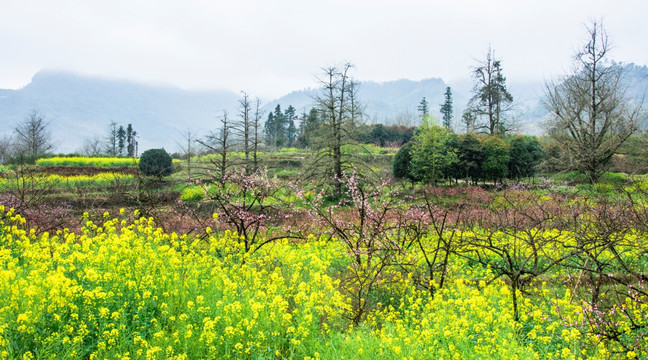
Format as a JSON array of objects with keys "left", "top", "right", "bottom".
[
  {"left": 35, "top": 157, "right": 140, "bottom": 167},
  {"left": 0, "top": 173, "right": 134, "bottom": 190},
  {"left": 0, "top": 205, "right": 645, "bottom": 359},
  {"left": 0, "top": 208, "right": 346, "bottom": 359}
]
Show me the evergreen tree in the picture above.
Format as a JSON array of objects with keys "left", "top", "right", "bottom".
[
  {"left": 461, "top": 110, "right": 477, "bottom": 133},
  {"left": 410, "top": 119, "right": 458, "bottom": 184},
  {"left": 285, "top": 105, "right": 297, "bottom": 145},
  {"left": 392, "top": 141, "right": 420, "bottom": 184},
  {"left": 440, "top": 87, "right": 453, "bottom": 129},
  {"left": 508, "top": 136, "right": 544, "bottom": 180},
  {"left": 126, "top": 124, "right": 137, "bottom": 157},
  {"left": 264, "top": 112, "right": 275, "bottom": 147},
  {"left": 481, "top": 136, "right": 510, "bottom": 183},
  {"left": 297, "top": 108, "right": 320, "bottom": 148},
  {"left": 273, "top": 105, "right": 286, "bottom": 147},
  {"left": 298, "top": 109, "right": 308, "bottom": 139},
  {"left": 456, "top": 133, "right": 483, "bottom": 184},
  {"left": 417, "top": 97, "right": 429, "bottom": 120},
  {"left": 117, "top": 126, "right": 126, "bottom": 156}
]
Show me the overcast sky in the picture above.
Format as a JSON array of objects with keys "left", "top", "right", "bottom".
[{"left": 1, "top": 0, "right": 647, "bottom": 99}]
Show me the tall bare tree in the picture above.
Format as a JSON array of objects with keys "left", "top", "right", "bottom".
[
  {"left": 198, "top": 110, "right": 233, "bottom": 186},
  {"left": 251, "top": 97, "right": 263, "bottom": 172},
  {"left": 177, "top": 130, "right": 197, "bottom": 181},
  {"left": 236, "top": 91, "right": 252, "bottom": 174},
  {"left": 104, "top": 121, "right": 119, "bottom": 156},
  {"left": 79, "top": 136, "right": 104, "bottom": 156},
  {"left": 469, "top": 47, "right": 514, "bottom": 135},
  {"left": 544, "top": 21, "right": 642, "bottom": 183},
  {"left": 309, "top": 63, "right": 360, "bottom": 195},
  {"left": 14, "top": 109, "right": 53, "bottom": 157},
  {"left": 0, "top": 135, "right": 14, "bottom": 164}
]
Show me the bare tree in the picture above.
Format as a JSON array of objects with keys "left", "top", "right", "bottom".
[
  {"left": 236, "top": 91, "right": 252, "bottom": 174},
  {"left": 104, "top": 121, "right": 119, "bottom": 156},
  {"left": 198, "top": 110, "right": 233, "bottom": 186},
  {"left": 79, "top": 136, "right": 104, "bottom": 156},
  {"left": 177, "top": 130, "right": 197, "bottom": 181},
  {"left": 251, "top": 97, "right": 263, "bottom": 172},
  {"left": 0, "top": 135, "right": 15, "bottom": 164},
  {"left": 14, "top": 109, "right": 53, "bottom": 157},
  {"left": 309, "top": 63, "right": 360, "bottom": 195},
  {"left": 468, "top": 47, "right": 514, "bottom": 135},
  {"left": 389, "top": 110, "right": 417, "bottom": 127},
  {"left": 544, "top": 21, "right": 643, "bottom": 183}
]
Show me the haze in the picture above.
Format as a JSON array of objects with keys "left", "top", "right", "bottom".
[{"left": 1, "top": 0, "right": 647, "bottom": 100}]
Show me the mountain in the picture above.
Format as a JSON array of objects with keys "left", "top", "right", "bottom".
[
  {"left": 266, "top": 77, "right": 545, "bottom": 132},
  {"left": 1, "top": 64, "right": 646, "bottom": 154},
  {"left": 0, "top": 71, "right": 240, "bottom": 153},
  {"left": 265, "top": 78, "right": 461, "bottom": 124},
  {"left": 268, "top": 63, "right": 648, "bottom": 135}
]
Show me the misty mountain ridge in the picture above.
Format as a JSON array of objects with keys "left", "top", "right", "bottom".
[{"left": 1, "top": 64, "right": 646, "bottom": 154}]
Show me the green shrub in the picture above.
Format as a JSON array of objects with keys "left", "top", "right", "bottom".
[
  {"left": 138, "top": 148, "right": 173, "bottom": 179},
  {"left": 180, "top": 186, "right": 204, "bottom": 202},
  {"left": 392, "top": 141, "right": 416, "bottom": 181},
  {"left": 600, "top": 172, "right": 628, "bottom": 186}
]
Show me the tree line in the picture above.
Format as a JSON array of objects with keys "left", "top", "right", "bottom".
[{"left": 392, "top": 123, "right": 544, "bottom": 185}]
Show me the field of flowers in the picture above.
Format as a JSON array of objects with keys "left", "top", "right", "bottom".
[
  {"left": 0, "top": 173, "right": 134, "bottom": 191},
  {"left": 35, "top": 157, "right": 140, "bottom": 167},
  {"left": 1, "top": 196, "right": 645, "bottom": 359}
]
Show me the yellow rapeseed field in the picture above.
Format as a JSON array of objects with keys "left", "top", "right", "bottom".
[{"left": 0, "top": 206, "right": 643, "bottom": 359}]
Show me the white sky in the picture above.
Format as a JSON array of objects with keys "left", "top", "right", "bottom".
[{"left": 1, "top": 0, "right": 647, "bottom": 99}]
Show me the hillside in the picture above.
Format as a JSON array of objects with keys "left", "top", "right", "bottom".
[
  {"left": 1, "top": 64, "right": 646, "bottom": 153},
  {"left": 0, "top": 71, "right": 240, "bottom": 153}
]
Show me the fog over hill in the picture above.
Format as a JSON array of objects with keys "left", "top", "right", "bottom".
[
  {"left": 0, "top": 71, "right": 241, "bottom": 154},
  {"left": 1, "top": 64, "right": 646, "bottom": 154}
]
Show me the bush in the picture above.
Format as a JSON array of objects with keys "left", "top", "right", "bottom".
[
  {"left": 508, "top": 136, "right": 544, "bottom": 180},
  {"left": 179, "top": 185, "right": 204, "bottom": 202},
  {"left": 392, "top": 141, "right": 417, "bottom": 182},
  {"left": 138, "top": 148, "right": 173, "bottom": 179}
]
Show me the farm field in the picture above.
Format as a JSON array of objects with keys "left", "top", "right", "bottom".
[{"left": 0, "top": 150, "right": 647, "bottom": 359}]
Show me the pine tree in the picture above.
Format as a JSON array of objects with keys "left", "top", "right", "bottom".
[
  {"left": 285, "top": 105, "right": 297, "bottom": 145},
  {"left": 461, "top": 110, "right": 476, "bottom": 133},
  {"left": 440, "top": 87, "right": 453, "bottom": 129},
  {"left": 273, "top": 105, "right": 286, "bottom": 147},
  {"left": 417, "top": 97, "right": 429, "bottom": 120},
  {"left": 126, "top": 124, "right": 137, "bottom": 157},
  {"left": 117, "top": 126, "right": 126, "bottom": 155},
  {"left": 264, "top": 112, "right": 275, "bottom": 147}
]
